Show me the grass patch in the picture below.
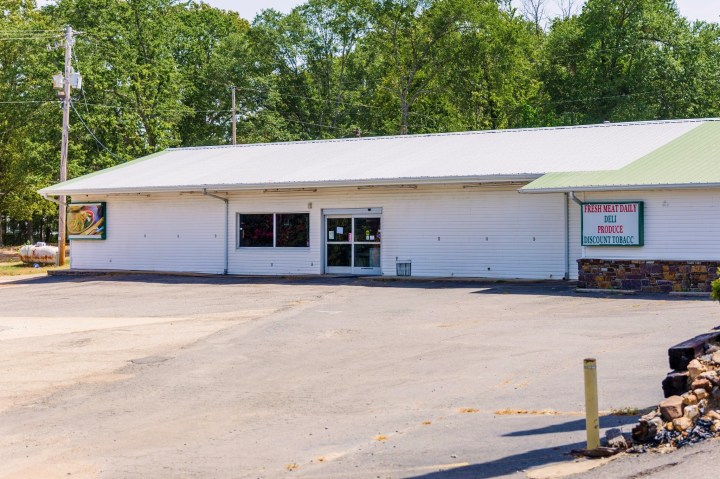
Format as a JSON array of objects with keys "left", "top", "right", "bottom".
[{"left": 0, "top": 261, "right": 68, "bottom": 276}]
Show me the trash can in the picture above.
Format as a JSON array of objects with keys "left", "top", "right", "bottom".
[{"left": 396, "top": 259, "right": 412, "bottom": 277}]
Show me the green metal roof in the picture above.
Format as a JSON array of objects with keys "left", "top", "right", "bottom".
[{"left": 521, "top": 121, "right": 720, "bottom": 192}]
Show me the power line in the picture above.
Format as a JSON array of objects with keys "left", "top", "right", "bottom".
[
  {"left": 0, "top": 86, "right": 696, "bottom": 115},
  {"left": 0, "top": 33, "right": 63, "bottom": 41},
  {"left": 0, "top": 31, "right": 62, "bottom": 35},
  {"left": 0, "top": 37, "right": 61, "bottom": 41},
  {"left": 81, "top": 102, "right": 210, "bottom": 113},
  {"left": 242, "top": 85, "right": 387, "bottom": 112},
  {"left": 0, "top": 29, "right": 63, "bottom": 33},
  {"left": 70, "top": 100, "right": 125, "bottom": 162},
  {"left": 71, "top": 47, "right": 91, "bottom": 114},
  {"left": 237, "top": 84, "right": 445, "bottom": 126},
  {"left": 0, "top": 100, "right": 56, "bottom": 104}
]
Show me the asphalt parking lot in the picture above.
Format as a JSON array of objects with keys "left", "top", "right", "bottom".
[{"left": 0, "top": 274, "right": 718, "bottom": 479}]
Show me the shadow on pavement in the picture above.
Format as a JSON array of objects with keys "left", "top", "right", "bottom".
[
  {"left": 3, "top": 273, "right": 711, "bottom": 301},
  {"left": 4, "top": 272, "right": 560, "bottom": 290},
  {"left": 470, "top": 286, "right": 710, "bottom": 301},
  {"left": 406, "top": 415, "right": 642, "bottom": 478},
  {"left": 405, "top": 441, "right": 585, "bottom": 479},
  {"left": 503, "top": 414, "right": 641, "bottom": 437}
]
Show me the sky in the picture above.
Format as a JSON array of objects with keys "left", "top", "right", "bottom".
[
  {"left": 207, "top": 0, "right": 719, "bottom": 23},
  {"left": 34, "top": 0, "right": 719, "bottom": 22}
]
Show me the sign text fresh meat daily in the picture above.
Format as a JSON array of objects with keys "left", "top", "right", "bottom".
[{"left": 582, "top": 202, "right": 643, "bottom": 246}]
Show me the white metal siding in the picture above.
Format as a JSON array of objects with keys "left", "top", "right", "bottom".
[
  {"left": 226, "top": 186, "right": 566, "bottom": 278},
  {"left": 228, "top": 193, "right": 319, "bottom": 275},
  {"left": 573, "top": 189, "right": 720, "bottom": 261},
  {"left": 68, "top": 187, "right": 720, "bottom": 279},
  {"left": 71, "top": 186, "right": 569, "bottom": 279},
  {"left": 378, "top": 188, "right": 565, "bottom": 279},
  {"left": 70, "top": 195, "right": 225, "bottom": 274}
]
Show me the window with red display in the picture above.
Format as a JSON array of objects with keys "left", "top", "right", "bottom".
[{"left": 238, "top": 213, "right": 309, "bottom": 248}]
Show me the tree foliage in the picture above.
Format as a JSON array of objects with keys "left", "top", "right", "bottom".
[{"left": 0, "top": 0, "right": 719, "bottom": 243}]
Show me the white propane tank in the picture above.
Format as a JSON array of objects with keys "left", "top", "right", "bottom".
[{"left": 18, "top": 242, "right": 59, "bottom": 265}]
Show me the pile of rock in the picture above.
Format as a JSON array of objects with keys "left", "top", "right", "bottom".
[{"left": 632, "top": 343, "right": 720, "bottom": 449}]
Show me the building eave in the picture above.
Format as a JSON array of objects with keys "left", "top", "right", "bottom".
[
  {"left": 39, "top": 174, "right": 541, "bottom": 197},
  {"left": 519, "top": 182, "right": 720, "bottom": 194}
]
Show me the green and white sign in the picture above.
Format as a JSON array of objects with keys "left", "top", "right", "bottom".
[{"left": 581, "top": 202, "right": 644, "bottom": 247}]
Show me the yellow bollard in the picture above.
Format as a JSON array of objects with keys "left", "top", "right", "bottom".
[{"left": 584, "top": 358, "right": 600, "bottom": 450}]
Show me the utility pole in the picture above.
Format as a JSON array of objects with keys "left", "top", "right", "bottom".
[
  {"left": 58, "top": 26, "right": 74, "bottom": 266},
  {"left": 231, "top": 86, "right": 237, "bottom": 145}
]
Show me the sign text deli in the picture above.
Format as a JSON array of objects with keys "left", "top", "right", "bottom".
[{"left": 581, "top": 202, "right": 644, "bottom": 247}]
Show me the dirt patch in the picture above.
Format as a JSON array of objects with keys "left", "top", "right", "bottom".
[
  {"left": 0, "top": 248, "right": 18, "bottom": 263},
  {"left": 495, "top": 409, "right": 583, "bottom": 416},
  {"left": 0, "top": 313, "right": 268, "bottom": 414}
]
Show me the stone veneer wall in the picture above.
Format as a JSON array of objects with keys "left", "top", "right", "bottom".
[{"left": 578, "top": 259, "right": 720, "bottom": 293}]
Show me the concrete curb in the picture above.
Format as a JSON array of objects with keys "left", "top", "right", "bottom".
[
  {"left": 47, "top": 269, "right": 321, "bottom": 280},
  {"left": 575, "top": 288, "right": 638, "bottom": 295},
  {"left": 363, "top": 276, "right": 572, "bottom": 285},
  {"left": 668, "top": 291, "right": 711, "bottom": 298},
  {"left": 47, "top": 269, "right": 576, "bottom": 286}
]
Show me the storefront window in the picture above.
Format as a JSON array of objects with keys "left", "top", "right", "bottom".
[
  {"left": 238, "top": 213, "right": 310, "bottom": 248},
  {"left": 354, "top": 244, "right": 380, "bottom": 267},
  {"left": 239, "top": 214, "right": 273, "bottom": 247},
  {"left": 327, "top": 217, "right": 352, "bottom": 242},
  {"left": 354, "top": 218, "right": 380, "bottom": 242},
  {"left": 276, "top": 213, "right": 309, "bottom": 247}
]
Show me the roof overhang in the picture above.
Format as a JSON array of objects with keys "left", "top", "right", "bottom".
[
  {"left": 40, "top": 174, "right": 541, "bottom": 197},
  {"left": 520, "top": 182, "right": 720, "bottom": 194}
]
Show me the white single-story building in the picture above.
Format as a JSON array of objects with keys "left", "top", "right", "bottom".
[{"left": 40, "top": 118, "right": 720, "bottom": 291}]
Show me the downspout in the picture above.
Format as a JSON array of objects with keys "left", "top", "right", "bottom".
[
  {"left": 567, "top": 191, "right": 584, "bottom": 281},
  {"left": 203, "top": 189, "right": 229, "bottom": 275},
  {"left": 569, "top": 191, "right": 583, "bottom": 206},
  {"left": 564, "top": 193, "right": 569, "bottom": 281}
]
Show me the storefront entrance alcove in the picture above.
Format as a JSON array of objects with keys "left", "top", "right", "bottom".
[{"left": 323, "top": 208, "right": 382, "bottom": 275}]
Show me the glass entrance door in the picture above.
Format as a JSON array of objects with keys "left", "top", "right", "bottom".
[
  {"left": 326, "top": 217, "right": 353, "bottom": 274},
  {"left": 325, "top": 215, "right": 381, "bottom": 275}
]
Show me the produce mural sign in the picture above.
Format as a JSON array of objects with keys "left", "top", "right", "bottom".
[
  {"left": 581, "top": 202, "right": 643, "bottom": 246},
  {"left": 67, "top": 202, "right": 106, "bottom": 240}
]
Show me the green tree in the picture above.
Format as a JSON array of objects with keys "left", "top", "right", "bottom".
[
  {"left": 0, "top": 0, "right": 61, "bottom": 244},
  {"left": 540, "top": 0, "right": 720, "bottom": 123},
  {"left": 428, "top": 4, "right": 550, "bottom": 130},
  {"left": 51, "top": 0, "right": 192, "bottom": 174},
  {"left": 172, "top": 2, "right": 249, "bottom": 146},
  {"left": 360, "top": 0, "right": 477, "bottom": 135},
  {"left": 1, "top": 0, "right": 719, "bottom": 245}
]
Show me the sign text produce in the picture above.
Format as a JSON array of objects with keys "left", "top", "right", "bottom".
[{"left": 581, "top": 202, "right": 643, "bottom": 247}]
